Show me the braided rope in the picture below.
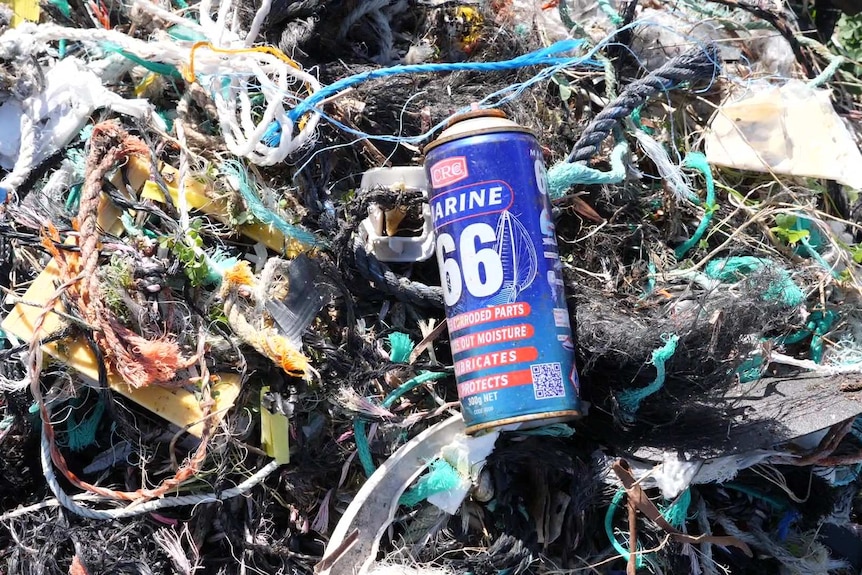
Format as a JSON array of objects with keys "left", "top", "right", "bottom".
[
  {"left": 352, "top": 238, "right": 444, "bottom": 308},
  {"left": 567, "top": 43, "right": 721, "bottom": 163},
  {"left": 27, "top": 122, "right": 217, "bottom": 504}
]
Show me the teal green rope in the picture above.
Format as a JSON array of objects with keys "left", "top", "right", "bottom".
[
  {"left": 797, "top": 35, "right": 845, "bottom": 88},
  {"left": 724, "top": 482, "right": 788, "bottom": 511},
  {"left": 808, "top": 55, "right": 844, "bottom": 87},
  {"left": 674, "top": 153, "right": 716, "bottom": 259},
  {"left": 399, "top": 458, "right": 463, "bottom": 507},
  {"left": 65, "top": 184, "right": 82, "bottom": 214},
  {"left": 354, "top": 371, "right": 449, "bottom": 478},
  {"left": 605, "top": 486, "right": 694, "bottom": 566},
  {"left": 800, "top": 237, "right": 839, "bottom": 278},
  {"left": 515, "top": 423, "right": 575, "bottom": 437},
  {"left": 547, "top": 139, "right": 628, "bottom": 199},
  {"left": 808, "top": 310, "right": 837, "bottom": 364},
  {"left": 354, "top": 419, "right": 375, "bottom": 477},
  {"left": 775, "top": 329, "right": 812, "bottom": 346},
  {"left": 65, "top": 398, "right": 105, "bottom": 452},
  {"left": 49, "top": 0, "right": 72, "bottom": 18},
  {"left": 598, "top": 52, "right": 617, "bottom": 102},
  {"left": 168, "top": 24, "right": 207, "bottom": 42},
  {"left": 661, "top": 489, "right": 691, "bottom": 529},
  {"left": 644, "top": 261, "right": 656, "bottom": 296},
  {"left": 388, "top": 332, "right": 414, "bottom": 364},
  {"left": 221, "top": 161, "right": 324, "bottom": 248},
  {"left": 557, "top": 0, "right": 590, "bottom": 35},
  {"left": 704, "top": 257, "right": 805, "bottom": 307},
  {"left": 382, "top": 371, "right": 448, "bottom": 410},
  {"left": 737, "top": 353, "right": 765, "bottom": 383},
  {"left": 617, "top": 334, "right": 679, "bottom": 418},
  {"left": 597, "top": 0, "right": 624, "bottom": 25},
  {"left": 157, "top": 110, "right": 175, "bottom": 134},
  {"left": 605, "top": 488, "right": 646, "bottom": 567},
  {"left": 630, "top": 106, "right": 653, "bottom": 135},
  {"left": 738, "top": 308, "right": 835, "bottom": 382},
  {"left": 101, "top": 43, "right": 182, "bottom": 78}
]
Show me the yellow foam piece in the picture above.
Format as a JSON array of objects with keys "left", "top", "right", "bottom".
[
  {"left": 1, "top": 155, "right": 241, "bottom": 437},
  {"left": 140, "top": 164, "right": 288, "bottom": 253},
  {"left": 260, "top": 387, "right": 290, "bottom": 464},
  {"left": 3, "top": 0, "right": 39, "bottom": 27}
]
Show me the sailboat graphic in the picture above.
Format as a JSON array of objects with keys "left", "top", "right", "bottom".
[{"left": 489, "top": 211, "right": 538, "bottom": 304}]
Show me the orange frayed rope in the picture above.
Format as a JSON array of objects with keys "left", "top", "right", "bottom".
[
  {"left": 27, "top": 120, "right": 217, "bottom": 503},
  {"left": 44, "top": 120, "right": 197, "bottom": 389},
  {"left": 220, "top": 260, "right": 312, "bottom": 379}
]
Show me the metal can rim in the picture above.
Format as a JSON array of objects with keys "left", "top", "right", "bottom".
[{"left": 423, "top": 111, "right": 536, "bottom": 155}]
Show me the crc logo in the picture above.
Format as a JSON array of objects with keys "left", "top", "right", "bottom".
[{"left": 430, "top": 156, "right": 468, "bottom": 188}]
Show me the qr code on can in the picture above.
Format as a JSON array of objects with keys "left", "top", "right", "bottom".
[{"left": 531, "top": 362, "right": 565, "bottom": 400}]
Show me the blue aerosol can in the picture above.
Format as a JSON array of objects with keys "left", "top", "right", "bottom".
[{"left": 424, "top": 110, "right": 581, "bottom": 434}]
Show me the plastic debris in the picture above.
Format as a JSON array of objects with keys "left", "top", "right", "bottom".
[
  {"left": 705, "top": 80, "right": 862, "bottom": 189},
  {"left": 1, "top": 0, "right": 862, "bottom": 573}
]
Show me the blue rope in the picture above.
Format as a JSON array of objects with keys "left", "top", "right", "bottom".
[{"left": 288, "top": 39, "right": 588, "bottom": 122}]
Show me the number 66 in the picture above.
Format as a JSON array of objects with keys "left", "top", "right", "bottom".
[{"left": 436, "top": 223, "right": 504, "bottom": 307}]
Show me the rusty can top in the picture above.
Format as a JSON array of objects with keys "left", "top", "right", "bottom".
[{"left": 423, "top": 109, "right": 534, "bottom": 154}]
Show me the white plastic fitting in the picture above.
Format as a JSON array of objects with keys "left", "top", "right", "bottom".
[{"left": 357, "top": 166, "right": 435, "bottom": 263}]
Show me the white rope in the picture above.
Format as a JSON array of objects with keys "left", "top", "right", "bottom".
[
  {"left": 203, "top": 53, "right": 321, "bottom": 164},
  {"left": 0, "top": 97, "right": 37, "bottom": 200},
  {"left": 244, "top": 0, "right": 273, "bottom": 47},
  {"left": 769, "top": 352, "right": 862, "bottom": 376},
  {"left": 39, "top": 429, "right": 281, "bottom": 520},
  {"left": 175, "top": 115, "right": 192, "bottom": 233},
  {"left": 695, "top": 497, "right": 720, "bottom": 575},
  {"left": 367, "top": 7, "right": 394, "bottom": 64},
  {"left": 337, "top": 0, "right": 394, "bottom": 63},
  {"left": 196, "top": 0, "right": 218, "bottom": 39},
  {"left": 631, "top": 129, "right": 693, "bottom": 203},
  {"left": 338, "top": 0, "right": 389, "bottom": 41},
  {"left": 4, "top": 21, "right": 322, "bottom": 166},
  {"left": 0, "top": 493, "right": 113, "bottom": 521},
  {"left": 712, "top": 514, "right": 848, "bottom": 574}
]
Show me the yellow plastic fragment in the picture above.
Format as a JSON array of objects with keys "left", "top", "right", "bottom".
[
  {"left": 260, "top": 387, "right": 291, "bottom": 464},
  {"left": 3, "top": 0, "right": 39, "bottom": 27},
  {"left": 134, "top": 72, "right": 158, "bottom": 97}
]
